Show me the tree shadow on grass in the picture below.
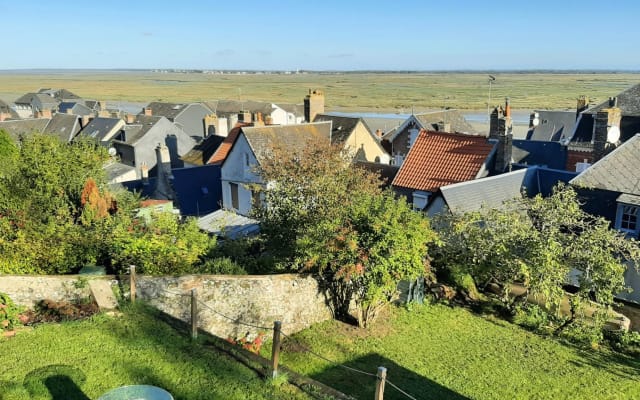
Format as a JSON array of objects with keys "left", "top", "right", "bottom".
[
  {"left": 310, "top": 352, "right": 470, "bottom": 400},
  {"left": 23, "top": 365, "right": 89, "bottom": 400}
]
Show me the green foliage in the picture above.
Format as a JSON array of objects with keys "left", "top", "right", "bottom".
[
  {"left": 433, "top": 185, "right": 640, "bottom": 329},
  {"left": 255, "top": 137, "right": 437, "bottom": 327},
  {"left": 202, "top": 236, "right": 272, "bottom": 274},
  {"left": 513, "top": 304, "right": 552, "bottom": 333},
  {"left": 0, "top": 293, "right": 24, "bottom": 331},
  {"left": 110, "top": 212, "right": 215, "bottom": 275},
  {"left": 200, "top": 257, "right": 248, "bottom": 275},
  {"left": 607, "top": 330, "right": 640, "bottom": 356}
]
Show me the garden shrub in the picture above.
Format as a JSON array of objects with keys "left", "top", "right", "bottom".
[
  {"left": 0, "top": 293, "right": 23, "bottom": 331},
  {"left": 513, "top": 304, "right": 551, "bottom": 333},
  {"left": 200, "top": 257, "right": 247, "bottom": 275}
]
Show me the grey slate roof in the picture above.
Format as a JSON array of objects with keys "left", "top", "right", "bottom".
[
  {"left": 277, "top": 103, "right": 304, "bottom": 116},
  {"left": 78, "top": 117, "right": 123, "bottom": 142},
  {"left": 415, "top": 109, "right": 476, "bottom": 133},
  {"left": 440, "top": 168, "right": 528, "bottom": 214},
  {"left": 208, "top": 100, "right": 274, "bottom": 116},
  {"left": 313, "top": 114, "right": 367, "bottom": 145},
  {"left": 104, "top": 161, "right": 136, "bottom": 182},
  {"left": 585, "top": 83, "right": 640, "bottom": 117},
  {"left": 570, "top": 134, "right": 640, "bottom": 195},
  {"left": 0, "top": 119, "right": 50, "bottom": 140},
  {"left": 58, "top": 102, "right": 93, "bottom": 116},
  {"left": 240, "top": 122, "right": 332, "bottom": 163},
  {"left": 43, "top": 113, "right": 81, "bottom": 142},
  {"left": 14, "top": 93, "right": 38, "bottom": 105},
  {"left": 526, "top": 110, "right": 577, "bottom": 142},
  {"left": 122, "top": 115, "right": 165, "bottom": 144},
  {"left": 197, "top": 209, "right": 260, "bottom": 239},
  {"left": 181, "top": 133, "right": 225, "bottom": 166},
  {"left": 144, "top": 102, "right": 204, "bottom": 120}
]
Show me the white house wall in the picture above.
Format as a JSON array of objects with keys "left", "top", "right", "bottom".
[{"left": 220, "top": 133, "right": 262, "bottom": 215}]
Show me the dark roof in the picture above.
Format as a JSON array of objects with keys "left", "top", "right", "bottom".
[
  {"left": 440, "top": 168, "right": 528, "bottom": 214},
  {"left": 570, "top": 133, "right": 640, "bottom": 195},
  {"left": 526, "top": 110, "right": 577, "bottom": 141},
  {"left": 392, "top": 130, "right": 495, "bottom": 192},
  {"left": 144, "top": 102, "right": 196, "bottom": 120},
  {"left": 121, "top": 164, "right": 222, "bottom": 217},
  {"left": 78, "top": 117, "right": 123, "bottom": 142},
  {"left": 585, "top": 83, "right": 640, "bottom": 117},
  {"left": 313, "top": 114, "right": 363, "bottom": 144},
  {"left": 120, "top": 115, "right": 165, "bottom": 144},
  {"left": 58, "top": 102, "right": 93, "bottom": 116},
  {"left": 104, "top": 162, "right": 136, "bottom": 182},
  {"left": 181, "top": 134, "right": 226, "bottom": 166},
  {"left": 14, "top": 93, "right": 38, "bottom": 104},
  {"left": 414, "top": 110, "right": 476, "bottom": 134},
  {"left": 0, "top": 119, "right": 50, "bottom": 140},
  {"left": 439, "top": 166, "right": 578, "bottom": 214},
  {"left": 355, "top": 161, "right": 400, "bottom": 189},
  {"left": 43, "top": 113, "right": 80, "bottom": 142},
  {"left": 241, "top": 122, "right": 332, "bottom": 164},
  {"left": 37, "top": 88, "right": 81, "bottom": 101},
  {"left": 511, "top": 139, "right": 567, "bottom": 170}
]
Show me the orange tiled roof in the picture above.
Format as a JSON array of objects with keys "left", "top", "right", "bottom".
[
  {"left": 392, "top": 130, "right": 495, "bottom": 192},
  {"left": 207, "top": 123, "right": 250, "bottom": 165}
]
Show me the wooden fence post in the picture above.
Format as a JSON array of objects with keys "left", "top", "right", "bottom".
[
  {"left": 375, "top": 366, "right": 387, "bottom": 400},
  {"left": 271, "top": 321, "right": 282, "bottom": 378},
  {"left": 191, "top": 288, "right": 198, "bottom": 339},
  {"left": 129, "top": 265, "right": 136, "bottom": 303}
]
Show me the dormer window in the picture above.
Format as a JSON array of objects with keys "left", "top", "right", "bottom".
[{"left": 615, "top": 194, "right": 640, "bottom": 237}]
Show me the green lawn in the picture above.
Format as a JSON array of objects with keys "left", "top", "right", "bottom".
[
  {"left": 269, "top": 304, "right": 640, "bottom": 400},
  {"left": 0, "top": 305, "right": 313, "bottom": 400}
]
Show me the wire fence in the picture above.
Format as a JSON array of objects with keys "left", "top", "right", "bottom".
[{"left": 143, "top": 282, "right": 421, "bottom": 400}]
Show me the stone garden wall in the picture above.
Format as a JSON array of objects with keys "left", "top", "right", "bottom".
[{"left": 0, "top": 274, "right": 332, "bottom": 338}]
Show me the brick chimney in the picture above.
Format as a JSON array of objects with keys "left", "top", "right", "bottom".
[
  {"left": 144, "top": 107, "right": 152, "bottom": 116},
  {"left": 126, "top": 113, "right": 135, "bottom": 124},
  {"left": 80, "top": 115, "right": 92, "bottom": 129},
  {"left": 375, "top": 129, "right": 383, "bottom": 139},
  {"left": 494, "top": 117, "right": 513, "bottom": 173},
  {"left": 576, "top": 95, "right": 589, "bottom": 119},
  {"left": 254, "top": 112, "right": 265, "bottom": 127},
  {"left": 66, "top": 107, "right": 74, "bottom": 115},
  {"left": 304, "top": 89, "right": 325, "bottom": 122},
  {"left": 593, "top": 106, "right": 621, "bottom": 162},
  {"left": 489, "top": 106, "right": 504, "bottom": 139},
  {"left": 0, "top": 112, "right": 8, "bottom": 122},
  {"left": 265, "top": 115, "right": 273, "bottom": 125}
]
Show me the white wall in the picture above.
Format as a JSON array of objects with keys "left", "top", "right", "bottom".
[{"left": 220, "top": 133, "right": 262, "bottom": 215}]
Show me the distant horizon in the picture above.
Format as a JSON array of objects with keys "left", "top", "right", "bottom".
[{"left": 1, "top": 68, "right": 639, "bottom": 74}]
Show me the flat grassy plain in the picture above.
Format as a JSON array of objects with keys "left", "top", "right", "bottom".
[
  {"left": 0, "top": 71, "right": 638, "bottom": 112},
  {"left": 268, "top": 304, "right": 640, "bottom": 400}
]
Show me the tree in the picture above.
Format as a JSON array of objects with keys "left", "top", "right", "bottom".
[
  {"left": 254, "top": 137, "right": 437, "bottom": 327},
  {"left": 433, "top": 185, "right": 640, "bottom": 329}
]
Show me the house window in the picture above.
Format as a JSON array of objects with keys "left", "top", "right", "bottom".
[
  {"left": 230, "top": 182, "right": 239, "bottom": 210},
  {"left": 619, "top": 205, "right": 638, "bottom": 233},
  {"left": 412, "top": 191, "right": 430, "bottom": 211}
]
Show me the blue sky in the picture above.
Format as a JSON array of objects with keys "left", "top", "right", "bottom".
[{"left": 1, "top": 0, "right": 639, "bottom": 71}]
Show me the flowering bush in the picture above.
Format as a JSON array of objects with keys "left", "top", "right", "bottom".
[
  {"left": 0, "top": 293, "right": 24, "bottom": 332},
  {"left": 226, "top": 332, "right": 267, "bottom": 354}
]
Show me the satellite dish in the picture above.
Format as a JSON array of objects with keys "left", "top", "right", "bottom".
[
  {"left": 607, "top": 125, "right": 620, "bottom": 143},
  {"left": 108, "top": 147, "right": 117, "bottom": 156}
]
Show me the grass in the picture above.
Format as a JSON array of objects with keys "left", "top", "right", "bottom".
[
  {"left": 266, "top": 303, "right": 640, "bottom": 400},
  {"left": 0, "top": 304, "right": 314, "bottom": 400},
  {"left": 0, "top": 72, "right": 638, "bottom": 111}
]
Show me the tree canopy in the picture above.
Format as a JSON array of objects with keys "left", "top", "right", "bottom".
[
  {"left": 432, "top": 185, "right": 640, "bottom": 328},
  {"left": 253, "top": 137, "right": 437, "bottom": 327}
]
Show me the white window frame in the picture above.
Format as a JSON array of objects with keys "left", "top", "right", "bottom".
[{"left": 616, "top": 203, "right": 639, "bottom": 235}]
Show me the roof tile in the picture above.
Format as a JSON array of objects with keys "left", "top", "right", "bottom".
[{"left": 392, "top": 130, "right": 495, "bottom": 192}]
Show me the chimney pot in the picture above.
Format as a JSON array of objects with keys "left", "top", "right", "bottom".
[{"left": 144, "top": 107, "right": 152, "bottom": 116}]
